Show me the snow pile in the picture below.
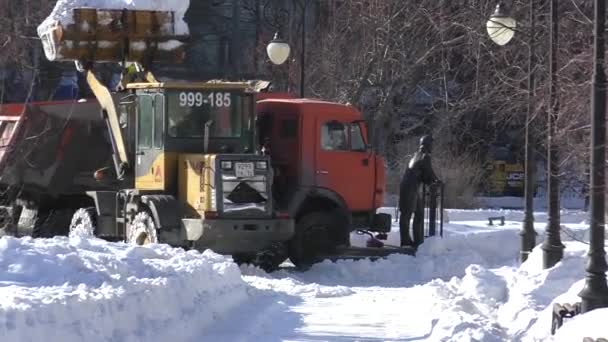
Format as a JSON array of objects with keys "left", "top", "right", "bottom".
[
  {"left": 302, "top": 228, "right": 519, "bottom": 288},
  {"left": 553, "top": 306, "right": 608, "bottom": 341},
  {"left": 496, "top": 242, "right": 588, "bottom": 341},
  {"left": 38, "top": 0, "right": 191, "bottom": 36},
  {"left": 1, "top": 208, "right": 605, "bottom": 341},
  {"left": 0, "top": 236, "right": 248, "bottom": 342}
]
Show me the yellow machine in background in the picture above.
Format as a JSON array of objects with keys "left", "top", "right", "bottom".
[{"left": 486, "top": 160, "right": 525, "bottom": 196}]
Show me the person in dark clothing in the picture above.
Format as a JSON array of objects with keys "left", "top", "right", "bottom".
[{"left": 399, "top": 135, "right": 440, "bottom": 247}]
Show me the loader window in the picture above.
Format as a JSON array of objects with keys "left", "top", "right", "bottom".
[
  {"left": 138, "top": 95, "right": 153, "bottom": 148},
  {"left": 167, "top": 90, "right": 243, "bottom": 139},
  {"left": 154, "top": 95, "right": 164, "bottom": 149}
]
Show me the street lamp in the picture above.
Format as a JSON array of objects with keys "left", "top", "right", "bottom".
[
  {"left": 267, "top": 32, "right": 291, "bottom": 66},
  {"left": 265, "top": 1, "right": 308, "bottom": 98},
  {"left": 486, "top": 2, "right": 516, "bottom": 46},
  {"left": 487, "top": 2, "right": 537, "bottom": 263},
  {"left": 578, "top": 0, "right": 608, "bottom": 313},
  {"left": 541, "top": 0, "right": 564, "bottom": 269}
]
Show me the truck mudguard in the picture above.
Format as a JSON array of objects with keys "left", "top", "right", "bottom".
[
  {"left": 140, "top": 195, "right": 181, "bottom": 230},
  {"left": 288, "top": 187, "right": 352, "bottom": 226}
]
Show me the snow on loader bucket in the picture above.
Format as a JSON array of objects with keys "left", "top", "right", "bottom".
[{"left": 38, "top": 8, "right": 187, "bottom": 65}]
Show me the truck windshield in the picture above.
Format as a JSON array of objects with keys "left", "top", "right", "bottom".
[{"left": 167, "top": 90, "right": 244, "bottom": 138}]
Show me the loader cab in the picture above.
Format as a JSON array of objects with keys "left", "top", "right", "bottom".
[{"left": 124, "top": 82, "right": 257, "bottom": 193}]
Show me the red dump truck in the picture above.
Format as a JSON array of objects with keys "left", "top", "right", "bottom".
[{"left": 0, "top": 99, "right": 131, "bottom": 237}]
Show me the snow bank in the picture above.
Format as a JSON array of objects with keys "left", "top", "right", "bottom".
[
  {"left": 495, "top": 242, "right": 588, "bottom": 341},
  {"left": 38, "top": 0, "right": 191, "bottom": 36},
  {"left": 0, "top": 236, "right": 248, "bottom": 342},
  {"left": 553, "top": 306, "right": 608, "bottom": 341},
  {"left": 292, "top": 228, "right": 520, "bottom": 288}
]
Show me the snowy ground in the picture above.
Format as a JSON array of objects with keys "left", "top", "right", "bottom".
[{"left": 0, "top": 208, "right": 606, "bottom": 341}]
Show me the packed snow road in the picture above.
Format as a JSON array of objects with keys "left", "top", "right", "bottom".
[{"left": 0, "top": 209, "right": 605, "bottom": 341}]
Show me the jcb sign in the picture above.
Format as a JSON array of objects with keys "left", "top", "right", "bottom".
[
  {"left": 487, "top": 161, "right": 525, "bottom": 196},
  {"left": 507, "top": 172, "right": 524, "bottom": 181}
]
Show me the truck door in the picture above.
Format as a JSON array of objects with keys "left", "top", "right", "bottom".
[
  {"left": 135, "top": 94, "right": 165, "bottom": 190},
  {"left": 315, "top": 120, "right": 375, "bottom": 211}
]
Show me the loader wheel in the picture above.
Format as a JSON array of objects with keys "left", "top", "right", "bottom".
[
  {"left": 0, "top": 207, "right": 11, "bottom": 232},
  {"left": 289, "top": 211, "right": 345, "bottom": 269},
  {"left": 69, "top": 208, "right": 97, "bottom": 238},
  {"left": 32, "top": 209, "right": 75, "bottom": 238},
  {"left": 126, "top": 211, "right": 158, "bottom": 246}
]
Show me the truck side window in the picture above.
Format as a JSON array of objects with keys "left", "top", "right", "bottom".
[
  {"left": 350, "top": 124, "right": 366, "bottom": 151},
  {"left": 0, "top": 121, "right": 15, "bottom": 146},
  {"left": 280, "top": 119, "right": 297, "bottom": 139},
  {"left": 321, "top": 122, "right": 348, "bottom": 151}
]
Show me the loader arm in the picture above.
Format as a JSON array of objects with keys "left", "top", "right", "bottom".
[{"left": 86, "top": 70, "right": 129, "bottom": 178}]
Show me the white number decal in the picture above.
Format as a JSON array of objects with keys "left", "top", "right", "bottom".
[
  {"left": 179, "top": 92, "right": 232, "bottom": 108},
  {"left": 215, "top": 92, "right": 223, "bottom": 107},
  {"left": 223, "top": 93, "right": 231, "bottom": 107}
]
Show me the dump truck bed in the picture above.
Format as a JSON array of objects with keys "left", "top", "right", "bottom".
[{"left": 0, "top": 99, "right": 128, "bottom": 199}]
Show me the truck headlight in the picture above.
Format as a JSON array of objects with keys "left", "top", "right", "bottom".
[
  {"left": 221, "top": 161, "right": 233, "bottom": 170},
  {"left": 256, "top": 161, "right": 268, "bottom": 170}
]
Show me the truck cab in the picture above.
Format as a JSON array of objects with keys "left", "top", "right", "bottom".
[{"left": 256, "top": 98, "right": 390, "bottom": 267}]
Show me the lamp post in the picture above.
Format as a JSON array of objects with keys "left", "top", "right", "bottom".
[
  {"left": 486, "top": 3, "right": 516, "bottom": 46},
  {"left": 541, "top": 0, "right": 564, "bottom": 269},
  {"left": 578, "top": 0, "right": 608, "bottom": 313},
  {"left": 487, "top": 2, "right": 537, "bottom": 263},
  {"left": 299, "top": 0, "right": 308, "bottom": 98},
  {"left": 267, "top": 32, "right": 291, "bottom": 66},
  {"left": 265, "top": 1, "right": 307, "bottom": 97}
]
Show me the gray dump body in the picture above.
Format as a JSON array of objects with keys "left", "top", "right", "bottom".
[{"left": 0, "top": 99, "right": 129, "bottom": 204}]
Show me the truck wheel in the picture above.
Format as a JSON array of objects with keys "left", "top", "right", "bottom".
[
  {"left": 232, "top": 243, "right": 288, "bottom": 273},
  {"left": 254, "top": 242, "right": 289, "bottom": 272},
  {"left": 289, "top": 211, "right": 344, "bottom": 269},
  {"left": 126, "top": 211, "right": 158, "bottom": 246},
  {"left": 69, "top": 208, "right": 97, "bottom": 238}
]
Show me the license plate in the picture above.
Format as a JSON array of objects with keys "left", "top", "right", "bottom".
[{"left": 235, "top": 162, "right": 254, "bottom": 178}]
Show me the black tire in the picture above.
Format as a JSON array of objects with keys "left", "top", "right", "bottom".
[
  {"left": 125, "top": 211, "right": 159, "bottom": 245},
  {"left": 232, "top": 243, "right": 289, "bottom": 273},
  {"left": 69, "top": 208, "right": 97, "bottom": 238},
  {"left": 254, "top": 242, "right": 289, "bottom": 272},
  {"left": 0, "top": 206, "right": 11, "bottom": 232},
  {"left": 289, "top": 210, "right": 349, "bottom": 269},
  {"left": 32, "top": 208, "right": 75, "bottom": 238},
  {"left": 232, "top": 253, "right": 256, "bottom": 266}
]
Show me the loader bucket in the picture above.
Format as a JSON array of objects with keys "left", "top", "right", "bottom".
[{"left": 38, "top": 8, "right": 187, "bottom": 64}]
